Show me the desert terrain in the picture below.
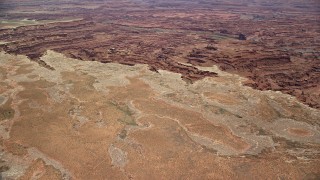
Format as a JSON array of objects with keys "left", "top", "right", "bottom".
[{"left": 0, "top": 0, "right": 319, "bottom": 179}]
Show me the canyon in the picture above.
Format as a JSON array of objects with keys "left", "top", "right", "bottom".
[{"left": 0, "top": 0, "right": 319, "bottom": 179}]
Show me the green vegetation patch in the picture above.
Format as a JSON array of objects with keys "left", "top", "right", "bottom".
[
  {"left": 118, "top": 129, "right": 128, "bottom": 139},
  {"left": 109, "top": 101, "right": 138, "bottom": 126},
  {"left": 0, "top": 107, "right": 15, "bottom": 121},
  {"left": 204, "top": 103, "right": 242, "bottom": 118}
]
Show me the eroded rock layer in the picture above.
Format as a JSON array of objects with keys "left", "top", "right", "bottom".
[
  {"left": 0, "top": 50, "right": 319, "bottom": 179},
  {"left": 0, "top": 0, "right": 319, "bottom": 108}
]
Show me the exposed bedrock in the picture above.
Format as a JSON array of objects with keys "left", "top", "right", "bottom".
[{"left": 0, "top": 0, "right": 319, "bottom": 109}]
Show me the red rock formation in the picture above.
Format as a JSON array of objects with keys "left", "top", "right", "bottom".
[{"left": 0, "top": 0, "right": 319, "bottom": 108}]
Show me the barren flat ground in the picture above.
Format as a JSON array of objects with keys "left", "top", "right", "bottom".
[{"left": 0, "top": 0, "right": 319, "bottom": 179}]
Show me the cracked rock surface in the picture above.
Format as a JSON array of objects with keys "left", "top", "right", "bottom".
[{"left": 0, "top": 50, "right": 319, "bottom": 179}]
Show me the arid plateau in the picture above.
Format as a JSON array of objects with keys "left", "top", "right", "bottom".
[{"left": 0, "top": 0, "right": 319, "bottom": 179}]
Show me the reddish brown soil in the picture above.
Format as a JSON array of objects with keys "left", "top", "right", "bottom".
[
  {"left": 288, "top": 128, "right": 314, "bottom": 137},
  {"left": 0, "top": 0, "right": 319, "bottom": 108}
]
